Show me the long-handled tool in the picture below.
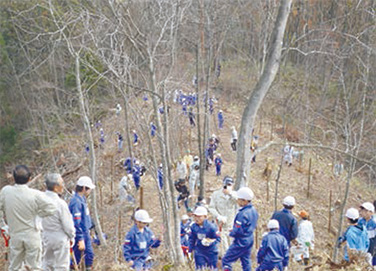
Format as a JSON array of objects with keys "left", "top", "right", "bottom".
[{"left": 1, "top": 229, "right": 10, "bottom": 261}]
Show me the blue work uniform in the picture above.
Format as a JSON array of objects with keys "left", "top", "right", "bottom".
[
  {"left": 124, "top": 157, "right": 135, "bottom": 173},
  {"left": 151, "top": 123, "right": 157, "bottom": 137},
  {"left": 359, "top": 217, "right": 376, "bottom": 265},
  {"left": 271, "top": 208, "right": 298, "bottom": 246},
  {"left": 256, "top": 230, "right": 289, "bottom": 271},
  {"left": 132, "top": 165, "right": 141, "bottom": 190},
  {"left": 222, "top": 203, "right": 259, "bottom": 271},
  {"left": 189, "top": 220, "right": 221, "bottom": 270},
  {"left": 157, "top": 168, "right": 163, "bottom": 190},
  {"left": 341, "top": 224, "right": 369, "bottom": 261},
  {"left": 214, "top": 157, "right": 223, "bottom": 176},
  {"left": 218, "top": 112, "right": 224, "bottom": 129},
  {"left": 123, "top": 225, "right": 161, "bottom": 270},
  {"left": 69, "top": 193, "right": 95, "bottom": 268},
  {"left": 133, "top": 132, "right": 138, "bottom": 144}
]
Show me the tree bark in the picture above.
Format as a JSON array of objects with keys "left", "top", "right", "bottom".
[{"left": 235, "top": 0, "right": 292, "bottom": 189}]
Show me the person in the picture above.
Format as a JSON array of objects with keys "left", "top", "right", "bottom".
[
  {"left": 132, "top": 160, "right": 142, "bottom": 190},
  {"left": 218, "top": 110, "right": 224, "bottom": 129},
  {"left": 189, "top": 206, "right": 221, "bottom": 270},
  {"left": 124, "top": 157, "right": 136, "bottom": 174},
  {"left": 100, "top": 128, "right": 105, "bottom": 147},
  {"left": 117, "top": 132, "right": 123, "bottom": 152},
  {"left": 214, "top": 154, "right": 223, "bottom": 176},
  {"left": 42, "top": 173, "right": 75, "bottom": 271},
  {"left": 191, "top": 155, "right": 200, "bottom": 172},
  {"left": 230, "top": 127, "right": 237, "bottom": 151},
  {"left": 157, "top": 164, "right": 164, "bottom": 190},
  {"left": 119, "top": 174, "right": 135, "bottom": 205},
  {"left": 123, "top": 210, "right": 161, "bottom": 270},
  {"left": 116, "top": 103, "right": 122, "bottom": 116},
  {"left": 175, "top": 179, "right": 190, "bottom": 210},
  {"left": 271, "top": 196, "right": 298, "bottom": 246},
  {"left": 150, "top": 122, "right": 157, "bottom": 137},
  {"left": 189, "top": 164, "right": 200, "bottom": 196},
  {"left": 251, "top": 135, "right": 259, "bottom": 163},
  {"left": 291, "top": 210, "right": 315, "bottom": 265},
  {"left": 133, "top": 130, "right": 139, "bottom": 146},
  {"left": 283, "top": 144, "right": 293, "bottom": 166},
  {"left": 222, "top": 187, "right": 259, "bottom": 271},
  {"left": 181, "top": 214, "right": 192, "bottom": 257},
  {"left": 183, "top": 150, "right": 194, "bottom": 174},
  {"left": 208, "top": 177, "right": 238, "bottom": 257},
  {"left": 177, "top": 158, "right": 187, "bottom": 183},
  {"left": 256, "top": 219, "right": 289, "bottom": 271},
  {"left": 358, "top": 202, "right": 376, "bottom": 265},
  {"left": 338, "top": 208, "right": 369, "bottom": 262},
  {"left": 69, "top": 176, "right": 96, "bottom": 271},
  {"left": 0, "top": 165, "right": 56, "bottom": 271},
  {"left": 188, "top": 107, "right": 196, "bottom": 127}
]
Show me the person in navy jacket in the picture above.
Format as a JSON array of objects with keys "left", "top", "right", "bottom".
[
  {"left": 256, "top": 219, "right": 289, "bottom": 271},
  {"left": 123, "top": 210, "right": 161, "bottom": 270},
  {"left": 189, "top": 206, "right": 221, "bottom": 270},
  {"left": 69, "top": 176, "right": 96, "bottom": 271},
  {"left": 222, "top": 187, "right": 259, "bottom": 271},
  {"left": 132, "top": 160, "right": 141, "bottom": 190},
  {"left": 271, "top": 196, "right": 298, "bottom": 246}
]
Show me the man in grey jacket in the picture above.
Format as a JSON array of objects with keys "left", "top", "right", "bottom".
[
  {"left": 0, "top": 165, "right": 56, "bottom": 271},
  {"left": 42, "top": 173, "right": 75, "bottom": 271}
]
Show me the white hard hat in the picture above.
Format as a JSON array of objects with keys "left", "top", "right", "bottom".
[
  {"left": 134, "top": 210, "right": 153, "bottom": 223},
  {"left": 212, "top": 134, "right": 216, "bottom": 138},
  {"left": 181, "top": 214, "right": 189, "bottom": 220},
  {"left": 217, "top": 153, "right": 221, "bottom": 157},
  {"left": 361, "top": 202, "right": 375, "bottom": 213},
  {"left": 194, "top": 156, "right": 199, "bottom": 160},
  {"left": 236, "top": 187, "right": 254, "bottom": 201},
  {"left": 135, "top": 160, "right": 140, "bottom": 165},
  {"left": 267, "top": 219, "right": 279, "bottom": 229},
  {"left": 283, "top": 196, "right": 296, "bottom": 206},
  {"left": 346, "top": 208, "right": 359, "bottom": 220},
  {"left": 77, "top": 176, "right": 96, "bottom": 189},
  {"left": 194, "top": 206, "right": 208, "bottom": 216}
]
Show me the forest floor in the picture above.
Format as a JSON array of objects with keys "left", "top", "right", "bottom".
[{"left": 0, "top": 96, "right": 375, "bottom": 271}]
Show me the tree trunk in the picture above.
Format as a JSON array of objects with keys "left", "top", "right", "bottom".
[{"left": 235, "top": 0, "right": 292, "bottom": 189}]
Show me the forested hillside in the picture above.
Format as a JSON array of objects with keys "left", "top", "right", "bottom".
[{"left": 0, "top": 1, "right": 375, "bottom": 270}]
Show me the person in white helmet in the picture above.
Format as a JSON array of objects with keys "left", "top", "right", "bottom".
[
  {"left": 256, "top": 219, "right": 289, "bottom": 271},
  {"left": 123, "top": 210, "right": 161, "bottom": 270},
  {"left": 222, "top": 187, "right": 259, "bottom": 271},
  {"left": 189, "top": 206, "right": 221, "bottom": 270},
  {"left": 230, "top": 127, "right": 237, "bottom": 151},
  {"left": 359, "top": 202, "right": 376, "bottom": 266},
  {"left": 208, "top": 176, "right": 237, "bottom": 257},
  {"left": 337, "top": 208, "right": 369, "bottom": 262},
  {"left": 271, "top": 196, "right": 298, "bottom": 246}
]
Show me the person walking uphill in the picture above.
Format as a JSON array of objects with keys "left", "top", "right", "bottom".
[
  {"left": 222, "top": 187, "right": 259, "bottom": 271},
  {"left": 69, "top": 176, "right": 96, "bottom": 271},
  {"left": 189, "top": 206, "right": 221, "bottom": 270},
  {"left": 358, "top": 202, "right": 376, "bottom": 265},
  {"left": 0, "top": 165, "right": 56, "bottom": 271},
  {"left": 123, "top": 210, "right": 161, "bottom": 271},
  {"left": 256, "top": 220, "right": 289, "bottom": 271},
  {"left": 218, "top": 110, "right": 224, "bottom": 129},
  {"left": 42, "top": 173, "right": 75, "bottom": 271},
  {"left": 271, "top": 196, "right": 298, "bottom": 246}
]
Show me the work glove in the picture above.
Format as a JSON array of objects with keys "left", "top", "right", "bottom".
[
  {"left": 201, "top": 238, "right": 214, "bottom": 247},
  {"left": 187, "top": 252, "right": 193, "bottom": 261},
  {"left": 1, "top": 225, "right": 9, "bottom": 238}
]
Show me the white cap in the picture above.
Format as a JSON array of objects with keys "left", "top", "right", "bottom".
[
  {"left": 194, "top": 206, "right": 208, "bottom": 216},
  {"left": 182, "top": 214, "right": 189, "bottom": 220},
  {"left": 346, "top": 208, "right": 359, "bottom": 220},
  {"left": 212, "top": 134, "right": 216, "bottom": 138},
  {"left": 135, "top": 160, "right": 140, "bottom": 165},
  {"left": 267, "top": 219, "right": 280, "bottom": 229},
  {"left": 194, "top": 156, "right": 199, "bottom": 160},
  {"left": 283, "top": 196, "right": 296, "bottom": 206},
  {"left": 217, "top": 153, "right": 221, "bottom": 157},
  {"left": 134, "top": 210, "right": 153, "bottom": 223},
  {"left": 361, "top": 202, "right": 375, "bottom": 213},
  {"left": 77, "top": 176, "right": 96, "bottom": 189},
  {"left": 236, "top": 187, "right": 254, "bottom": 201}
]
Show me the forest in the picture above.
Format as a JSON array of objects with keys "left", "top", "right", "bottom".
[{"left": 0, "top": 0, "right": 375, "bottom": 270}]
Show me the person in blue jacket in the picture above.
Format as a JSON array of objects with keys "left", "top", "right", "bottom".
[
  {"left": 157, "top": 164, "right": 163, "bottom": 190},
  {"left": 123, "top": 209, "right": 161, "bottom": 270},
  {"left": 69, "top": 176, "right": 96, "bottom": 271},
  {"left": 271, "top": 196, "right": 298, "bottom": 246},
  {"left": 132, "top": 160, "right": 141, "bottom": 190},
  {"left": 217, "top": 110, "right": 224, "bottom": 129},
  {"left": 150, "top": 122, "right": 157, "bottom": 137},
  {"left": 222, "top": 187, "right": 259, "bottom": 271},
  {"left": 256, "top": 219, "right": 289, "bottom": 271},
  {"left": 358, "top": 202, "right": 376, "bottom": 265},
  {"left": 189, "top": 206, "right": 221, "bottom": 270},
  {"left": 133, "top": 130, "right": 139, "bottom": 146},
  {"left": 214, "top": 154, "right": 223, "bottom": 176},
  {"left": 181, "top": 214, "right": 192, "bottom": 257},
  {"left": 338, "top": 208, "right": 369, "bottom": 261}
]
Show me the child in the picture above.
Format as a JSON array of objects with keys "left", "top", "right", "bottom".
[
  {"left": 214, "top": 154, "right": 223, "bottom": 176},
  {"left": 292, "top": 210, "right": 315, "bottom": 265},
  {"left": 181, "top": 214, "right": 192, "bottom": 257},
  {"left": 256, "top": 220, "right": 289, "bottom": 271},
  {"left": 189, "top": 206, "right": 221, "bottom": 270},
  {"left": 123, "top": 210, "right": 161, "bottom": 270}
]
